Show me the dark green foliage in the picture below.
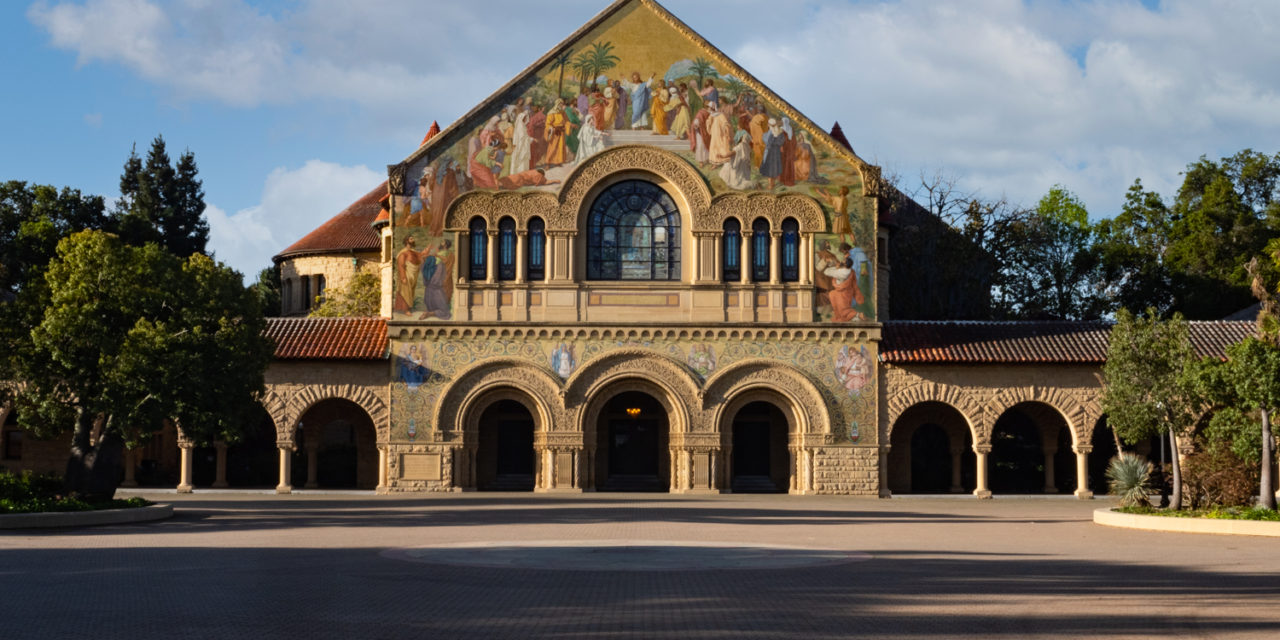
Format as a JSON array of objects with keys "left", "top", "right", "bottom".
[
  {"left": 309, "top": 270, "right": 380, "bottom": 317},
  {"left": 0, "top": 470, "right": 148, "bottom": 513},
  {"left": 1001, "top": 186, "right": 1105, "bottom": 320},
  {"left": 249, "top": 266, "right": 283, "bottom": 318},
  {"left": 113, "top": 136, "right": 210, "bottom": 257},
  {"left": 13, "top": 231, "right": 273, "bottom": 499},
  {"left": 1095, "top": 179, "right": 1175, "bottom": 315}
]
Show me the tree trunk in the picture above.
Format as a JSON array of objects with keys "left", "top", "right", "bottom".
[
  {"left": 63, "top": 410, "right": 123, "bottom": 501},
  {"left": 1168, "top": 429, "right": 1183, "bottom": 510},
  {"left": 1262, "top": 408, "right": 1276, "bottom": 510}
]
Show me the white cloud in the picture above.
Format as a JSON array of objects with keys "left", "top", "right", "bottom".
[
  {"left": 206, "top": 160, "right": 383, "bottom": 277},
  {"left": 83, "top": 112, "right": 102, "bottom": 127}
]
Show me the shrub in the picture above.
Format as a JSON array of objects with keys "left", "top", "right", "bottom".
[
  {"left": 0, "top": 470, "right": 149, "bottom": 514},
  {"left": 1182, "top": 447, "right": 1257, "bottom": 509},
  {"left": 1106, "top": 453, "right": 1153, "bottom": 508}
]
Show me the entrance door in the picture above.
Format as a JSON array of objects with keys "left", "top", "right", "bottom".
[
  {"left": 478, "top": 400, "right": 535, "bottom": 491},
  {"left": 731, "top": 401, "right": 787, "bottom": 493},
  {"left": 597, "top": 391, "right": 668, "bottom": 492}
]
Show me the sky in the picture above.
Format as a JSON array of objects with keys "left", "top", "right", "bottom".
[{"left": 2, "top": 0, "right": 1278, "bottom": 278}]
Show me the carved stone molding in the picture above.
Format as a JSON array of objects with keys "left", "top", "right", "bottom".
[
  {"left": 558, "top": 145, "right": 712, "bottom": 230},
  {"left": 274, "top": 383, "right": 390, "bottom": 444},
  {"left": 702, "top": 359, "right": 830, "bottom": 437},
  {"left": 884, "top": 378, "right": 983, "bottom": 441},
  {"left": 434, "top": 357, "right": 565, "bottom": 439},
  {"left": 987, "top": 386, "right": 1098, "bottom": 448},
  {"left": 564, "top": 348, "right": 702, "bottom": 435},
  {"left": 259, "top": 389, "right": 288, "bottom": 439},
  {"left": 391, "top": 323, "right": 878, "bottom": 343},
  {"left": 444, "top": 190, "right": 562, "bottom": 232},
  {"left": 388, "top": 163, "right": 408, "bottom": 197},
  {"left": 706, "top": 192, "right": 827, "bottom": 233}
]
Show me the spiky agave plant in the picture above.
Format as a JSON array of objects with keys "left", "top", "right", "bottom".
[{"left": 1107, "top": 453, "right": 1154, "bottom": 508}]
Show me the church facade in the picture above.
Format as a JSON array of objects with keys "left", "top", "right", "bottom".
[{"left": 0, "top": 0, "right": 1254, "bottom": 497}]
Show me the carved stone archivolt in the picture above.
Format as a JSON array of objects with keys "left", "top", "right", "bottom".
[
  {"left": 259, "top": 389, "right": 288, "bottom": 438},
  {"left": 434, "top": 357, "right": 565, "bottom": 437},
  {"left": 702, "top": 359, "right": 829, "bottom": 436},
  {"left": 444, "top": 190, "right": 561, "bottom": 231},
  {"left": 564, "top": 348, "right": 703, "bottom": 435},
  {"left": 272, "top": 383, "right": 390, "bottom": 444},
  {"left": 885, "top": 379, "right": 984, "bottom": 441},
  {"left": 559, "top": 145, "right": 712, "bottom": 228},
  {"left": 706, "top": 192, "right": 826, "bottom": 233}
]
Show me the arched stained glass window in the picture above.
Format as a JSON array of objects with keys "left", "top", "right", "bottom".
[
  {"left": 723, "top": 218, "right": 741, "bottom": 282},
  {"left": 498, "top": 217, "right": 516, "bottom": 281},
  {"left": 469, "top": 217, "right": 487, "bottom": 281},
  {"left": 528, "top": 217, "right": 546, "bottom": 282},
  {"left": 781, "top": 217, "right": 799, "bottom": 282},
  {"left": 587, "top": 180, "right": 681, "bottom": 280},
  {"left": 751, "top": 218, "right": 770, "bottom": 282}
]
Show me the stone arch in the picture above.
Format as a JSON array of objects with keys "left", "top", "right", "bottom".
[
  {"left": 703, "top": 359, "right": 829, "bottom": 438},
  {"left": 558, "top": 145, "right": 712, "bottom": 232},
  {"left": 259, "top": 389, "right": 288, "bottom": 441},
  {"left": 885, "top": 381, "right": 982, "bottom": 444},
  {"left": 987, "top": 387, "right": 1088, "bottom": 450},
  {"left": 443, "top": 189, "right": 560, "bottom": 232},
  {"left": 435, "top": 358, "right": 564, "bottom": 437},
  {"left": 564, "top": 349, "right": 701, "bottom": 437},
  {"left": 706, "top": 192, "right": 826, "bottom": 233},
  {"left": 283, "top": 384, "right": 389, "bottom": 444}
]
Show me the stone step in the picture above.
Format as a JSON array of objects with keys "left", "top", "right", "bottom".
[{"left": 731, "top": 475, "right": 786, "bottom": 494}]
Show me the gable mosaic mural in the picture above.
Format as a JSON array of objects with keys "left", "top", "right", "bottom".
[{"left": 390, "top": 0, "right": 877, "bottom": 324}]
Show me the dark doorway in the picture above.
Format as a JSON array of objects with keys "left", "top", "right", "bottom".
[
  {"left": 227, "top": 407, "right": 278, "bottom": 487},
  {"left": 477, "top": 399, "right": 535, "bottom": 491},
  {"left": 293, "top": 398, "right": 378, "bottom": 489},
  {"left": 991, "top": 408, "right": 1044, "bottom": 493},
  {"left": 910, "top": 423, "right": 952, "bottom": 493},
  {"left": 1089, "top": 418, "right": 1120, "bottom": 495},
  {"left": 731, "top": 401, "right": 788, "bottom": 493},
  {"left": 597, "top": 391, "right": 668, "bottom": 492}
]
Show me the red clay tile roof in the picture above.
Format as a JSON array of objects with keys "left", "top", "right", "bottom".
[
  {"left": 421, "top": 121, "right": 441, "bottom": 146},
  {"left": 372, "top": 208, "right": 390, "bottom": 227},
  {"left": 880, "top": 320, "right": 1256, "bottom": 364},
  {"left": 265, "top": 317, "right": 387, "bottom": 360},
  {"left": 829, "top": 122, "right": 853, "bottom": 151},
  {"left": 274, "top": 181, "right": 386, "bottom": 261}
]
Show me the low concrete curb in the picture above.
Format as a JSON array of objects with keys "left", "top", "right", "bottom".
[
  {"left": 0, "top": 503, "right": 173, "bottom": 530},
  {"left": 1094, "top": 507, "right": 1280, "bottom": 538}
]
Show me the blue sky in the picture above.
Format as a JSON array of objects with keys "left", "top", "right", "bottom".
[{"left": 3, "top": 0, "right": 1278, "bottom": 277}]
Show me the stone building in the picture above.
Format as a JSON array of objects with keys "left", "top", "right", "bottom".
[{"left": 0, "top": 0, "right": 1256, "bottom": 497}]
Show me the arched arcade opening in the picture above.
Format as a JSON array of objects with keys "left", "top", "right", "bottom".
[
  {"left": 888, "top": 402, "right": 974, "bottom": 494},
  {"left": 594, "top": 390, "right": 670, "bottom": 492},
  {"left": 989, "top": 402, "right": 1076, "bottom": 495},
  {"left": 476, "top": 399, "right": 536, "bottom": 491},
  {"left": 293, "top": 398, "right": 378, "bottom": 490},
  {"left": 728, "top": 401, "right": 789, "bottom": 493}
]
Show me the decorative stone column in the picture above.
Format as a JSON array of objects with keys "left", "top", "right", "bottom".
[
  {"left": 376, "top": 445, "right": 389, "bottom": 493},
  {"left": 690, "top": 233, "right": 702, "bottom": 284},
  {"left": 213, "top": 441, "right": 229, "bottom": 488},
  {"left": 276, "top": 442, "right": 293, "bottom": 494},
  {"left": 515, "top": 230, "right": 527, "bottom": 284},
  {"left": 176, "top": 442, "right": 194, "bottom": 493},
  {"left": 1042, "top": 444, "right": 1058, "bottom": 494},
  {"left": 973, "top": 444, "right": 992, "bottom": 499},
  {"left": 769, "top": 231, "right": 781, "bottom": 285},
  {"left": 304, "top": 440, "right": 319, "bottom": 489},
  {"left": 1073, "top": 445, "right": 1093, "bottom": 499},
  {"left": 800, "top": 235, "right": 813, "bottom": 284},
  {"left": 712, "top": 233, "right": 722, "bottom": 282},
  {"left": 949, "top": 445, "right": 965, "bottom": 493},
  {"left": 485, "top": 230, "right": 498, "bottom": 284},
  {"left": 120, "top": 449, "right": 138, "bottom": 488},
  {"left": 739, "top": 234, "right": 751, "bottom": 285}
]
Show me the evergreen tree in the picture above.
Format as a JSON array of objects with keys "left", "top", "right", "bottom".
[{"left": 113, "top": 135, "right": 209, "bottom": 257}]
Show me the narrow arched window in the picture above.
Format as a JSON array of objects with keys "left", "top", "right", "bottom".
[
  {"left": 781, "top": 217, "right": 799, "bottom": 282},
  {"left": 587, "top": 180, "right": 681, "bottom": 280},
  {"left": 301, "top": 276, "right": 312, "bottom": 310},
  {"left": 528, "top": 217, "right": 546, "bottom": 281},
  {"left": 282, "top": 278, "right": 293, "bottom": 314},
  {"left": 315, "top": 274, "right": 327, "bottom": 302},
  {"left": 751, "top": 218, "right": 770, "bottom": 282},
  {"left": 498, "top": 217, "right": 516, "bottom": 281},
  {"left": 723, "top": 218, "right": 741, "bottom": 282},
  {"left": 469, "top": 217, "right": 487, "bottom": 281}
]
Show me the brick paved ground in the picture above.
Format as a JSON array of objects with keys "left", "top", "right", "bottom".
[{"left": 2, "top": 493, "right": 1278, "bottom": 639}]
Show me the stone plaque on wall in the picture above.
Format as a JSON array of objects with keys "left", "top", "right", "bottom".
[{"left": 401, "top": 453, "right": 442, "bottom": 480}]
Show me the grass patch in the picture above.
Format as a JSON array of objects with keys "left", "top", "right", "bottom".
[
  {"left": 1115, "top": 505, "right": 1280, "bottom": 521},
  {"left": 0, "top": 471, "right": 150, "bottom": 514}
]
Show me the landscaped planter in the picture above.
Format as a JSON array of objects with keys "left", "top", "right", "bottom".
[
  {"left": 1094, "top": 507, "right": 1280, "bottom": 538},
  {"left": 0, "top": 503, "right": 172, "bottom": 529}
]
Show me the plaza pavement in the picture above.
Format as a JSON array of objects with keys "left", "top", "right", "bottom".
[{"left": 1, "top": 492, "right": 1278, "bottom": 639}]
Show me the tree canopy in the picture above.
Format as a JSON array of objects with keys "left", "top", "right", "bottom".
[
  {"left": 113, "top": 136, "right": 210, "bottom": 258},
  {"left": 11, "top": 231, "right": 273, "bottom": 498},
  {"left": 308, "top": 270, "right": 380, "bottom": 317}
]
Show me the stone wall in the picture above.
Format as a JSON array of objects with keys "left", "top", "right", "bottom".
[{"left": 278, "top": 251, "right": 380, "bottom": 315}]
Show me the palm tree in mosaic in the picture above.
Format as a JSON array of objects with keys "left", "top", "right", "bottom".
[
  {"left": 550, "top": 49, "right": 574, "bottom": 99},
  {"left": 588, "top": 41, "right": 620, "bottom": 84},
  {"left": 573, "top": 50, "right": 594, "bottom": 94},
  {"left": 691, "top": 56, "right": 718, "bottom": 89}
]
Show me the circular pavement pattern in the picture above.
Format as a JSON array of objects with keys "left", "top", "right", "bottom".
[{"left": 382, "top": 539, "right": 872, "bottom": 571}]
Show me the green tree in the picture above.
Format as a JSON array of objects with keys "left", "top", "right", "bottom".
[
  {"left": 1102, "top": 308, "right": 1206, "bottom": 509},
  {"left": 11, "top": 231, "right": 273, "bottom": 499},
  {"left": 573, "top": 50, "right": 595, "bottom": 93},
  {"left": 588, "top": 41, "right": 620, "bottom": 84},
  {"left": 309, "top": 270, "right": 380, "bottom": 317},
  {"left": 1003, "top": 186, "right": 1104, "bottom": 319},
  {"left": 249, "top": 266, "right": 282, "bottom": 318},
  {"left": 1217, "top": 338, "right": 1280, "bottom": 509},
  {"left": 1095, "top": 179, "right": 1175, "bottom": 315},
  {"left": 113, "top": 136, "right": 210, "bottom": 257}
]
